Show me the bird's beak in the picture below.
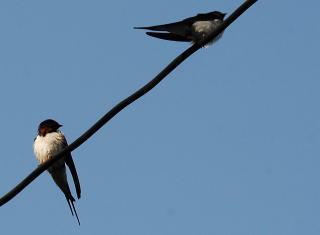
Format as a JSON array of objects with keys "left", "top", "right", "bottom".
[
  {"left": 59, "top": 124, "right": 63, "bottom": 128},
  {"left": 221, "top": 13, "right": 227, "bottom": 20}
]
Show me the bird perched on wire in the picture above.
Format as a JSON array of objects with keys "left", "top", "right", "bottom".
[
  {"left": 33, "top": 119, "right": 81, "bottom": 225},
  {"left": 134, "top": 11, "right": 226, "bottom": 46}
]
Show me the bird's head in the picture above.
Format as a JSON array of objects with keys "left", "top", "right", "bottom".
[
  {"left": 38, "top": 119, "right": 62, "bottom": 137},
  {"left": 210, "top": 11, "right": 227, "bottom": 20}
]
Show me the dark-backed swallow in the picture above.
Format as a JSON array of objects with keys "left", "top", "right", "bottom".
[
  {"left": 134, "top": 11, "right": 226, "bottom": 46},
  {"left": 33, "top": 119, "right": 81, "bottom": 225}
]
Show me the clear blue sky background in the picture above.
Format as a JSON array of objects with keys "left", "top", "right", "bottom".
[{"left": 0, "top": 0, "right": 319, "bottom": 234}]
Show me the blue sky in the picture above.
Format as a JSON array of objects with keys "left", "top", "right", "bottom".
[{"left": 1, "top": 0, "right": 320, "bottom": 234}]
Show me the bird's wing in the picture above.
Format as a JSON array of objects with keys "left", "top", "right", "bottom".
[
  {"left": 182, "top": 12, "right": 214, "bottom": 22},
  {"left": 134, "top": 12, "right": 218, "bottom": 35},
  {"left": 62, "top": 136, "right": 81, "bottom": 199},
  {"left": 145, "top": 32, "right": 190, "bottom": 42}
]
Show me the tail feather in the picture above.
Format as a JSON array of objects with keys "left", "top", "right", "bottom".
[
  {"left": 70, "top": 199, "right": 80, "bottom": 226},
  {"left": 146, "top": 32, "right": 190, "bottom": 42},
  {"left": 65, "top": 194, "right": 80, "bottom": 225},
  {"left": 134, "top": 26, "right": 151, "bottom": 30},
  {"left": 49, "top": 162, "right": 81, "bottom": 225},
  {"left": 134, "top": 25, "right": 169, "bottom": 31},
  {"left": 65, "top": 195, "right": 74, "bottom": 216},
  {"left": 134, "top": 22, "right": 182, "bottom": 32}
]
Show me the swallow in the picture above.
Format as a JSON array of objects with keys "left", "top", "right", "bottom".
[
  {"left": 134, "top": 11, "right": 226, "bottom": 45},
  {"left": 33, "top": 119, "right": 81, "bottom": 225}
]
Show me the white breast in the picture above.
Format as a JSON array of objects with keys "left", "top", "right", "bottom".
[
  {"left": 33, "top": 131, "right": 65, "bottom": 164},
  {"left": 192, "top": 19, "right": 224, "bottom": 45}
]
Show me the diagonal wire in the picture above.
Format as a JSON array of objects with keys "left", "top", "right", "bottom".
[{"left": 0, "top": 0, "right": 258, "bottom": 207}]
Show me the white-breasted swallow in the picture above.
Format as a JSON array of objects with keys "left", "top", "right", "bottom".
[
  {"left": 134, "top": 11, "right": 226, "bottom": 45},
  {"left": 33, "top": 119, "right": 81, "bottom": 225}
]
